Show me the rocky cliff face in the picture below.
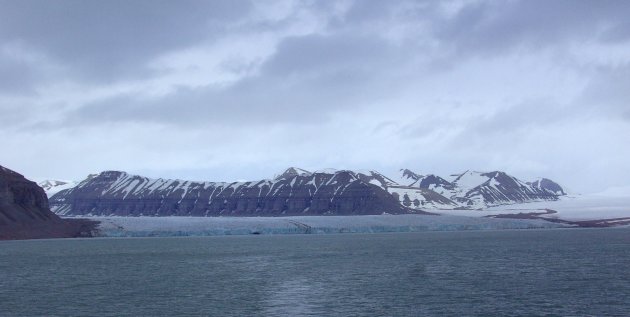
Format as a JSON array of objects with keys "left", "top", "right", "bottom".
[
  {"left": 50, "top": 169, "right": 412, "bottom": 216},
  {"left": 0, "top": 165, "right": 97, "bottom": 240},
  {"left": 0, "top": 166, "right": 58, "bottom": 226}
]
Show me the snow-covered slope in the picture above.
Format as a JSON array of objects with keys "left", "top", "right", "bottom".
[
  {"left": 379, "top": 170, "right": 460, "bottom": 210},
  {"left": 387, "top": 186, "right": 459, "bottom": 210},
  {"left": 459, "top": 171, "right": 561, "bottom": 207},
  {"left": 389, "top": 169, "right": 423, "bottom": 187},
  {"left": 397, "top": 169, "right": 566, "bottom": 208},
  {"left": 436, "top": 192, "right": 630, "bottom": 223},
  {"left": 37, "top": 180, "right": 78, "bottom": 197}
]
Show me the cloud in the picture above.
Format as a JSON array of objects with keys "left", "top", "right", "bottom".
[
  {"left": 0, "top": 0, "right": 253, "bottom": 83},
  {"left": 58, "top": 32, "right": 408, "bottom": 128},
  {"left": 262, "top": 34, "right": 394, "bottom": 76},
  {"left": 435, "top": 0, "right": 630, "bottom": 56},
  {"left": 580, "top": 64, "right": 630, "bottom": 119},
  {"left": 0, "top": 59, "right": 40, "bottom": 96},
  {"left": 1, "top": 0, "right": 630, "bottom": 193}
]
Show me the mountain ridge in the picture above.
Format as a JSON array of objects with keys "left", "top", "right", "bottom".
[
  {"left": 49, "top": 167, "right": 566, "bottom": 216},
  {"left": 50, "top": 169, "right": 413, "bottom": 217}
]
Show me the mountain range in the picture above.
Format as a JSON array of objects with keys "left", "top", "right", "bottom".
[{"left": 47, "top": 168, "right": 566, "bottom": 217}]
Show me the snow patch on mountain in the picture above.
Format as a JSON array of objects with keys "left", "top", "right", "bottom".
[
  {"left": 388, "top": 186, "right": 459, "bottom": 210},
  {"left": 37, "top": 179, "right": 78, "bottom": 197},
  {"left": 451, "top": 170, "right": 489, "bottom": 194}
]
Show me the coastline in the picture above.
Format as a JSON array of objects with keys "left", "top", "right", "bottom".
[
  {"left": 0, "top": 218, "right": 99, "bottom": 241},
  {"left": 84, "top": 214, "right": 567, "bottom": 237}
]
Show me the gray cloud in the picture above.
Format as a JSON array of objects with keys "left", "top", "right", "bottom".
[
  {"left": 0, "top": 55, "right": 38, "bottom": 94},
  {"left": 1, "top": 0, "right": 630, "bottom": 193},
  {"left": 436, "top": 0, "right": 630, "bottom": 55},
  {"left": 0, "top": 0, "right": 253, "bottom": 83},
  {"left": 262, "top": 34, "right": 394, "bottom": 76},
  {"left": 473, "top": 101, "right": 574, "bottom": 136},
  {"left": 60, "top": 32, "right": 405, "bottom": 127},
  {"left": 581, "top": 64, "right": 630, "bottom": 118}
]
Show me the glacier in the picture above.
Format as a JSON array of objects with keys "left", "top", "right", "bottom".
[
  {"left": 84, "top": 214, "right": 567, "bottom": 238},
  {"left": 438, "top": 192, "right": 630, "bottom": 221}
]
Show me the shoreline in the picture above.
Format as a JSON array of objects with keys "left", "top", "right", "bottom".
[
  {"left": 0, "top": 218, "right": 99, "bottom": 241},
  {"left": 4, "top": 212, "right": 629, "bottom": 241},
  {"left": 78, "top": 214, "right": 568, "bottom": 238}
]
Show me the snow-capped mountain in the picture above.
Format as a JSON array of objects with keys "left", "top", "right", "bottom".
[
  {"left": 368, "top": 169, "right": 457, "bottom": 209},
  {"left": 390, "top": 169, "right": 423, "bottom": 186},
  {"left": 48, "top": 167, "right": 566, "bottom": 216},
  {"left": 37, "top": 180, "right": 78, "bottom": 197},
  {"left": 528, "top": 178, "right": 566, "bottom": 196},
  {"left": 387, "top": 186, "right": 459, "bottom": 209},
  {"left": 49, "top": 169, "right": 412, "bottom": 216},
  {"left": 273, "top": 167, "right": 312, "bottom": 180},
  {"left": 397, "top": 169, "right": 566, "bottom": 208}
]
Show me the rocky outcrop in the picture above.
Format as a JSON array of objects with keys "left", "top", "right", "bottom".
[
  {"left": 0, "top": 166, "right": 57, "bottom": 226},
  {"left": 0, "top": 165, "right": 97, "bottom": 240},
  {"left": 50, "top": 169, "right": 413, "bottom": 216},
  {"left": 528, "top": 178, "right": 566, "bottom": 196}
]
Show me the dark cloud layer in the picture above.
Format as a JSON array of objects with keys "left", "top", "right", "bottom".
[
  {"left": 0, "top": 0, "right": 629, "bottom": 192},
  {"left": 0, "top": 54, "right": 38, "bottom": 94},
  {"left": 65, "top": 32, "right": 405, "bottom": 127},
  {"left": 0, "top": 0, "right": 252, "bottom": 82},
  {"left": 436, "top": 0, "right": 630, "bottom": 54}
]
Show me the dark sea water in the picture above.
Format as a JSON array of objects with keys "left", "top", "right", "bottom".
[{"left": 1, "top": 229, "right": 630, "bottom": 316}]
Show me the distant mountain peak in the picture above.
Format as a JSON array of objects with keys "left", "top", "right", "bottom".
[
  {"left": 98, "top": 170, "right": 128, "bottom": 178},
  {"left": 417, "top": 174, "right": 454, "bottom": 189},
  {"left": 400, "top": 168, "right": 423, "bottom": 181},
  {"left": 274, "top": 167, "right": 312, "bottom": 180},
  {"left": 451, "top": 170, "right": 490, "bottom": 190},
  {"left": 313, "top": 168, "right": 339, "bottom": 174},
  {"left": 37, "top": 179, "right": 78, "bottom": 197},
  {"left": 528, "top": 178, "right": 566, "bottom": 196}
]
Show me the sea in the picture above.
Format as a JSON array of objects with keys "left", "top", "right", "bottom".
[{"left": 1, "top": 228, "right": 629, "bottom": 316}]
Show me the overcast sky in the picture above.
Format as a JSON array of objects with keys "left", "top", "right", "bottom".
[{"left": 1, "top": 0, "right": 629, "bottom": 193}]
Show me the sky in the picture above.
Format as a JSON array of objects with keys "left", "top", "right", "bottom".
[{"left": 1, "top": 0, "right": 629, "bottom": 193}]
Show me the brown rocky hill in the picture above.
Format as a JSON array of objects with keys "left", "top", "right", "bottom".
[{"left": 0, "top": 165, "right": 97, "bottom": 240}]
